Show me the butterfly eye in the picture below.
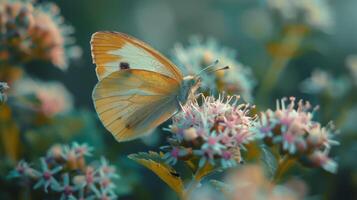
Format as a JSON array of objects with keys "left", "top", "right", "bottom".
[{"left": 119, "top": 62, "right": 130, "bottom": 70}]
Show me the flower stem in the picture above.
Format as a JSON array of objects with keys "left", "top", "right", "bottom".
[
  {"left": 272, "top": 155, "right": 295, "bottom": 183},
  {"left": 257, "top": 25, "right": 307, "bottom": 104},
  {"left": 182, "top": 162, "right": 213, "bottom": 200}
]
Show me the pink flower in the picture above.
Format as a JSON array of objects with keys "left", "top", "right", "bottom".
[
  {"left": 0, "top": 0, "right": 81, "bottom": 69},
  {"left": 255, "top": 97, "right": 339, "bottom": 173},
  {"left": 13, "top": 78, "right": 73, "bottom": 117},
  {"left": 164, "top": 95, "right": 256, "bottom": 168},
  {"left": 307, "top": 150, "right": 337, "bottom": 173}
]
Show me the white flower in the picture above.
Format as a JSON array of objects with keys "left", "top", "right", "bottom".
[
  {"left": 267, "top": 0, "right": 334, "bottom": 31},
  {"left": 300, "top": 69, "right": 351, "bottom": 98}
]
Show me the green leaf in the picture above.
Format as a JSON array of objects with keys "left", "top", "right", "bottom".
[
  {"left": 260, "top": 145, "right": 278, "bottom": 178},
  {"left": 128, "top": 151, "right": 184, "bottom": 197}
]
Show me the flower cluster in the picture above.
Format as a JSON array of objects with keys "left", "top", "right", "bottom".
[
  {"left": 0, "top": 0, "right": 81, "bottom": 70},
  {"left": 162, "top": 95, "right": 256, "bottom": 169},
  {"left": 0, "top": 82, "right": 9, "bottom": 102},
  {"left": 226, "top": 165, "right": 306, "bottom": 200},
  {"left": 266, "top": 0, "right": 333, "bottom": 32},
  {"left": 254, "top": 97, "right": 339, "bottom": 173},
  {"left": 171, "top": 37, "right": 255, "bottom": 101},
  {"left": 8, "top": 142, "right": 119, "bottom": 200},
  {"left": 300, "top": 69, "right": 351, "bottom": 98},
  {"left": 12, "top": 77, "right": 73, "bottom": 117}
]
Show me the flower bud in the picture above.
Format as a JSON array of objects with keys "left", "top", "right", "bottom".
[
  {"left": 48, "top": 144, "right": 63, "bottom": 160},
  {"left": 72, "top": 175, "right": 86, "bottom": 186},
  {"left": 183, "top": 127, "right": 198, "bottom": 141}
]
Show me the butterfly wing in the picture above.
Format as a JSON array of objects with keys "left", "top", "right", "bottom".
[
  {"left": 91, "top": 31, "right": 183, "bottom": 81},
  {"left": 92, "top": 69, "right": 180, "bottom": 142}
]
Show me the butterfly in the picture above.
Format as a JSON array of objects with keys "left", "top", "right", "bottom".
[{"left": 91, "top": 32, "right": 228, "bottom": 142}]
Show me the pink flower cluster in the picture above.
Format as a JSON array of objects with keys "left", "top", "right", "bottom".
[
  {"left": 255, "top": 97, "right": 339, "bottom": 173},
  {"left": 0, "top": 0, "right": 81, "bottom": 69},
  {"left": 13, "top": 78, "right": 73, "bottom": 117},
  {"left": 163, "top": 95, "right": 256, "bottom": 168},
  {"left": 9, "top": 142, "right": 119, "bottom": 200}
]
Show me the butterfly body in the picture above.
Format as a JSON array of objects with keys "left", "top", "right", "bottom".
[
  {"left": 177, "top": 76, "right": 200, "bottom": 106},
  {"left": 91, "top": 31, "right": 199, "bottom": 142}
]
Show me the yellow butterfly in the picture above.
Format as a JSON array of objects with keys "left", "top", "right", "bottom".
[{"left": 91, "top": 31, "right": 226, "bottom": 142}]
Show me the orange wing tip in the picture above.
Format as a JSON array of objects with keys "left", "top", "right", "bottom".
[
  {"left": 90, "top": 31, "right": 125, "bottom": 64},
  {"left": 90, "top": 31, "right": 127, "bottom": 80},
  {"left": 90, "top": 31, "right": 125, "bottom": 47}
]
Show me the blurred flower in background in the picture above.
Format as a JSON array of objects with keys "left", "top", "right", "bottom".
[
  {"left": 240, "top": 8, "right": 274, "bottom": 41},
  {"left": 0, "top": 0, "right": 81, "bottom": 71},
  {"left": 8, "top": 142, "right": 119, "bottom": 200},
  {"left": 266, "top": 0, "right": 334, "bottom": 32},
  {"left": 0, "top": 2, "right": 94, "bottom": 199},
  {"left": 300, "top": 69, "right": 351, "bottom": 98},
  {"left": 226, "top": 165, "right": 307, "bottom": 200},
  {"left": 172, "top": 37, "right": 255, "bottom": 101},
  {"left": 162, "top": 95, "right": 256, "bottom": 169},
  {"left": 12, "top": 77, "right": 73, "bottom": 117}
]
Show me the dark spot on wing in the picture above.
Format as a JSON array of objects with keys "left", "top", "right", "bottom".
[
  {"left": 126, "top": 124, "right": 131, "bottom": 129},
  {"left": 119, "top": 62, "right": 130, "bottom": 70},
  {"left": 170, "top": 171, "right": 180, "bottom": 177}
]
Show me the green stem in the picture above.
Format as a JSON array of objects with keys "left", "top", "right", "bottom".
[
  {"left": 272, "top": 155, "right": 295, "bottom": 184},
  {"left": 181, "top": 163, "right": 212, "bottom": 200},
  {"left": 257, "top": 26, "right": 306, "bottom": 104}
]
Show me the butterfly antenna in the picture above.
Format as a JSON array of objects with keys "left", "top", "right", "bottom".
[
  {"left": 195, "top": 60, "right": 219, "bottom": 78},
  {"left": 206, "top": 65, "right": 230, "bottom": 74}
]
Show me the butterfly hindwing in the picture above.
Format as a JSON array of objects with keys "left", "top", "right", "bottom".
[
  {"left": 91, "top": 31, "right": 183, "bottom": 81},
  {"left": 92, "top": 69, "right": 180, "bottom": 142}
]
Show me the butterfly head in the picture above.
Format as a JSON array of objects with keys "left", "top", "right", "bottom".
[
  {"left": 178, "top": 75, "right": 201, "bottom": 105},
  {"left": 177, "top": 61, "right": 229, "bottom": 106},
  {"left": 184, "top": 75, "right": 202, "bottom": 92}
]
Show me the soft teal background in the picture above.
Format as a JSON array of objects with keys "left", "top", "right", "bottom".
[{"left": 54, "top": 0, "right": 357, "bottom": 107}]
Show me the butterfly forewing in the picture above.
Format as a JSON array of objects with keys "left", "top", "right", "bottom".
[
  {"left": 92, "top": 69, "right": 180, "bottom": 142},
  {"left": 91, "top": 31, "right": 183, "bottom": 81}
]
